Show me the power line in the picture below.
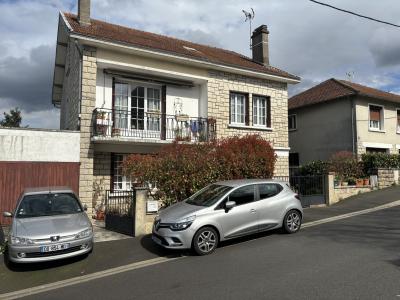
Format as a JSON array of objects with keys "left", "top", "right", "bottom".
[{"left": 308, "top": 0, "right": 400, "bottom": 28}]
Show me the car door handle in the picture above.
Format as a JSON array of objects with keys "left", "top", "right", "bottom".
[{"left": 250, "top": 209, "right": 257, "bottom": 213}]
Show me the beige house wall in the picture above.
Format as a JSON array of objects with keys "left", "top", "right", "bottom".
[
  {"left": 208, "top": 70, "right": 289, "bottom": 176},
  {"left": 93, "top": 152, "right": 111, "bottom": 209},
  {"left": 355, "top": 97, "right": 400, "bottom": 155}
]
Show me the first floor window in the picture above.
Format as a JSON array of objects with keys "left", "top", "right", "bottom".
[
  {"left": 112, "top": 154, "right": 132, "bottom": 191},
  {"left": 253, "top": 96, "right": 267, "bottom": 126},
  {"left": 288, "top": 115, "right": 297, "bottom": 130},
  {"left": 369, "top": 105, "right": 383, "bottom": 130},
  {"left": 230, "top": 93, "right": 246, "bottom": 124}
]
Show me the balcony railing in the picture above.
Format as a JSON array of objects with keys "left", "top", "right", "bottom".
[{"left": 92, "top": 108, "right": 216, "bottom": 142}]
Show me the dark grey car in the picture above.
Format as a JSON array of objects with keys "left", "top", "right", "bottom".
[
  {"left": 3, "top": 187, "right": 93, "bottom": 263},
  {"left": 152, "top": 179, "right": 303, "bottom": 255}
]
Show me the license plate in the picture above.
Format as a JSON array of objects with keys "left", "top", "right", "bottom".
[
  {"left": 40, "top": 243, "right": 70, "bottom": 253},
  {"left": 152, "top": 235, "right": 162, "bottom": 245}
]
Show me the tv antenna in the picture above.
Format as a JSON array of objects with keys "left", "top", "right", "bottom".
[
  {"left": 243, "top": 8, "right": 255, "bottom": 49},
  {"left": 346, "top": 71, "right": 355, "bottom": 82}
]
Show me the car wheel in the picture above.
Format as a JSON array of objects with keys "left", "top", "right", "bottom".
[
  {"left": 283, "top": 210, "right": 302, "bottom": 234},
  {"left": 192, "top": 227, "right": 218, "bottom": 256}
]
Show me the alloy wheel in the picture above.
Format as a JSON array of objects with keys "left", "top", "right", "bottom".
[
  {"left": 286, "top": 211, "right": 301, "bottom": 232},
  {"left": 197, "top": 230, "right": 216, "bottom": 253}
]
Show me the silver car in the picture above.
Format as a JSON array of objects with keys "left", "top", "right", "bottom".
[
  {"left": 3, "top": 187, "right": 93, "bottom": 263},
  {"left": 152, "top": 179, "right": 303, "bottom": 255}
]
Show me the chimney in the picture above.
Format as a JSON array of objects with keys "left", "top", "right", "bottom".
[
  {"left": 78, "top": 0, "right": 91, "bottom": 26},
  {"left": 251, "top": 25, "right": 269, "bottom": 65}
]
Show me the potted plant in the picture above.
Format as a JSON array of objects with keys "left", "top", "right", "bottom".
[
  {"left": 363, "top": 177, "right": 370, "bottom": 186},
  {"left": 347, "top": 177, "right": 356, "bottom": 186},
  {"left": 356, "top": 178, "right": 363, "bottom": 187},
  {"left": 112, "top": 128, "right": 120, "bottom": 137}
]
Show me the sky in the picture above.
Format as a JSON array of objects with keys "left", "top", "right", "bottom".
[{"left": 0, "top": 0, "right": 400, "bottom": 128}]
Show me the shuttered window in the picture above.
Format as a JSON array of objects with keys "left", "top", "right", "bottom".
[{"left": 369, "top": 105, "right": 383, "bottom": 130}]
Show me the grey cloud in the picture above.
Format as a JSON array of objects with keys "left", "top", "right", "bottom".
[{"left": 369, "top": 28, "right": 400, "bottom": 67}]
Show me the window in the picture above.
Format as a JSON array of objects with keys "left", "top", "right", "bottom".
[
  {"left": 253, "top": 96, "right": 268, "bottom": 126},
  {"left": 258, "top": 184, "right": 283, "bottom": 200},
  {"left": 288, "top": 115, "right": 297, "bottom": 130},
  {"left": 397, "top": 109, "right": 400, "bottom": 133},
  {"left": 230, "top": 93, "right": 246, "bottom": 124},
  {"left": 228, "top": 185, "right": 255, "bottom": 206},
  {"left": 369, "top": 105, "right": 383, "bottom": 130},
  {"left": 114, "top": 83, "right": 129, "bottom": 129},
  {"left": 366, "top": 147, "right": 388, "bottom": 154},
  {"left": 112, "top": 154, "right": 132, "bottom": 191},
  {"left": 147, "top": 88, "right": 161, "bottom": 131}
]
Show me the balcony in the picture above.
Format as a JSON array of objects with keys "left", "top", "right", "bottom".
[{"left": 92, "top": 108, "right": 216, "bottom": 143}]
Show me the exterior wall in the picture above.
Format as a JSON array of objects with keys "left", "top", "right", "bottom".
[
  {"left": 0, "top": 128, "right": 80, "bottom": 162},
  {"left": 93, "top": 152, "right": 111, "bottom": 209},
  {"left": 60, "top": 39, "right": 81, "bottom": 130},
  {"left": 289, "top": 98, "right": 353, "bottom": 165},
  {"left": 355, "top": 97, "right": 400, "bottom": 155},
  {"left": 79, "top": 47, "right": 97, "bottom": 212},
  {"left": 207, "top": 70, "right": 289, "bottom": 176}
]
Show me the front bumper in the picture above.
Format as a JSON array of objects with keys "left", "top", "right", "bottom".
[
  {"left": 7, "top": 236, "right": 93, "bottom": 263},
  {"left": 152, "top": 226, "right": 196, "bottom": 249}
]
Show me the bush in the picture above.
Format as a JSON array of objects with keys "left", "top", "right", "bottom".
[
  {"left": 123, "top": 135, "right": 276, "bottom": 206},
  {"left": 328, "top": 151, "right": 363, "bottom": 180},
  {"left": 361, "top": 153, "right": 400, "bottom": 174},
  {"left": 299, "top": 160, "right": 328, "bottom": 175}
]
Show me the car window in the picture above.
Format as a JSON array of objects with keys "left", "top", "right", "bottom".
[
  {"left": 258, "top": 184, "right": 283, "bottom": 200},
  {"left": 186, "top": 184, "right": 233, "bottom": 207},
  {"left": 228, "top": 185, "right": 255, "bottom": 206},
  {"left": 16, "top": 193, "right": 83, "bottom": 218}
]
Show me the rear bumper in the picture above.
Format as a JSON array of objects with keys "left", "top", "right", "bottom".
[{"left": 7, "top": 236, "right": 93, "bottom": 263}]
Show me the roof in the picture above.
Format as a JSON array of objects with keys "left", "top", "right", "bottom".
[
  {"left": 215, "top": 179, "right": 288, "bottom": 187},
  {"left": 288, "top": 78, "right": 400, "bottom": 110},
  {"left": 62, "top": 13, "right": 299, "bottom": 81},
  {"left": 23, "top": 187, "right": 74, "bottom": 195}
]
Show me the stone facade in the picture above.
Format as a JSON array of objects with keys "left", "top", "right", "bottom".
[
  {"left": 207, "top": 70, "right": 289, "bottom": 176},
  {"left": 93, "top": 152, "right": 111, "bottom": 209},
  {"left": 79, "top": 47, "right": 97, "bottom": 212},
  {"left": 376, "top": 168, "right": 398, "bottom": 188}
]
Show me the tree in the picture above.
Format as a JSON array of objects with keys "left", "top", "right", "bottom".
[{"left": 0, "top": 108, "right": 22, "bottom": 127}]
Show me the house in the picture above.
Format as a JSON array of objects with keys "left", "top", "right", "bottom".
[
  {"left": 52, "top": 0, "right": 300, "bottom": 212},
  {"left": 288, "top": 78, "right": 400, "bottom": 166}
]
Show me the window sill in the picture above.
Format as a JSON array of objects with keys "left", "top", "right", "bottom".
[
  {"left": 368, "top": 128, "right": 386, "bottom": 133},
  {"left": 228, "top": 124, "right": 273, "bottom": 131}
]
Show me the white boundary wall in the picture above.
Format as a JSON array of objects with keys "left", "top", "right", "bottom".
[{"left": 0, "top": 128, "right": 80, "bottom": 162}]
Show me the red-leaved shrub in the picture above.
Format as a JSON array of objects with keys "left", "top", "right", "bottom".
[{"left": 124, "top": 134, "right": 276, "bottom": 206}]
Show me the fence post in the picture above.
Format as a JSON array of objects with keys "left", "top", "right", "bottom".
[
  {"left": 325, "top": 172, "right": 335, "bottom": 206},
  {"left": 134, "top": 187, "right": 149, "bottom": 236}
]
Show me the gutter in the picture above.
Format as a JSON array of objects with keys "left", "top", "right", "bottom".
[
  {"left": 69, "top": 33, "right": 301, "bottom": 84},
  {"left": 74, "top": 39, "right": 84, "bottom": 130}
]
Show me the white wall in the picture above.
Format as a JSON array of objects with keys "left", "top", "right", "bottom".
[
  {"left": 96, "top": 69, "right": 113, "bottom": 109},
  {"left": 166, "top": 85, "right": 200, "bottom": 117},
  {"left": 0, "top": 128, "right": 80, "bottom": 162}
]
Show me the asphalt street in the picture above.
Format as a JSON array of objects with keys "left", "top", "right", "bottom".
[{"left": 1, "top": 186, "right": 400, "bottom": 300}]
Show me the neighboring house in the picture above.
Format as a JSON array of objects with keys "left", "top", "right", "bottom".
[
  {"left": 288, "top": 78, "right": 400, "bottom": 166},
  {"left": 52, "top": 0, "right": 300, "bottom": 211}
]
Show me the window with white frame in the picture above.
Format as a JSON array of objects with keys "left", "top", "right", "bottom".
[
  {"left": 114, "top": 83, "right": 129, "bottom": 129},
  {"left": 253, "top": 96, "right": 267, "bottom": 126},
  {"left": 112, "top": 154, "right": 132, "bottom": 191},
  {"left": 369, "top": 104, "right": 383, "bottom": 130},
  {"left": 397, "top": 109, "right": 400, "bottom": 133},
  {"left": 230, "top": 93, "right": 246, "bottom": 124},
  {"left": 288, "top": 115, "right": 297, "bottom": 130}
]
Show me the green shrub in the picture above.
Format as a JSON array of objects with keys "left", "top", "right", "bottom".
[
  {"left": 123, "top": 135, "right": 276, "bottom": 206},
  {"left": 328, "top": 151, "right": 363, "bottom": 180},
  {"left": 299, "top": 160, "right": 328, "bottom": 175},
  {"left": 361, "top": 153, "right": 400, "bottom": 174}
]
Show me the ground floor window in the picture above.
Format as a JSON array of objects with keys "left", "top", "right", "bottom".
[
  {"left": 112, "top": 154, "right": 132, "bottom": 191},
  {"left": 366, "top": 147, "right": 388, "bottom": 154}
]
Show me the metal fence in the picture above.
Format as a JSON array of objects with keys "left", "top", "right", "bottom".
[{"left": 105, "top": 190, "right": 136, "bottom": 236}]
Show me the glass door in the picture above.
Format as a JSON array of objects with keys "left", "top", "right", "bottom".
[
  {"left": 131, "top": 87, "right": 145, "bottom": 130},
  {"left": 114, "top": 83, "right": 129, "bottom": 130}
]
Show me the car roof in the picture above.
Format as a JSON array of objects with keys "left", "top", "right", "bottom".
[
  {"left": 22, "top": 187, "right": 75, "bottom": 196},
  {"left": 214, "top": 179, "right": 289, "bottom": 187}
]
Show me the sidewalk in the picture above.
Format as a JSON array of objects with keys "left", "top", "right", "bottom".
[{"left": 1, "top": 185, "right": 399, "bottom": 295}]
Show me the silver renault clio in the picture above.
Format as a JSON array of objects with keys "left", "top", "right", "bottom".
[
  {"left": 3, "top": 187, "right": 93, "bottom": 263},
  {"left": 152, "top": 179, "right": 303, "bottom": 255}
]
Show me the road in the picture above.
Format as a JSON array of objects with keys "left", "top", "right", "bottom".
[{"left": 1, "top": 187, "right": 400, "bottom": 300}]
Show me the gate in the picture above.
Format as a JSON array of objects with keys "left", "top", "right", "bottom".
[
  {"left": 289, "top": 175, "right": 326, "bottom": 207},
  {"left": 105, "top": 190, "right": 136, "bottom": 236}
]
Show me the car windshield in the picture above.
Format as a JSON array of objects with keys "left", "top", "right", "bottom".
[
  {"left": 16, "top": 193, "right": 83, "bottom": 218},
  {"left": 186, "top": 184, "right": 233, "bottom": 207}
]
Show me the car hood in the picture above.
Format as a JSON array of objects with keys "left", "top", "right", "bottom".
[
  {"left": 158, "top": 201, "right": 205, "bottom": 223},
  {"left": 13, "top": 213, "right": 91, "bottom": 238}
]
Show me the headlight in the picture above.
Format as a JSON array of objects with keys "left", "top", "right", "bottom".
[
  {"left": 11, "top": 236, "right": 34, "bottom": 245},
  {"left": 169, "top": 215, "right": 196, "bottom": 231},
  {"left": 75, "top": 228, "right": 93, "bottom": 239}
]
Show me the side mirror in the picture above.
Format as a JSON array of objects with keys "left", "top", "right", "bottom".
[
  {"left": 83, "top": 205, "right": 88, "bottom": 211},
  {"left": 225, "top": 201, "right": 236, "bottom": 210},
  {"left": 3, "top": 212, "right": 12, "bottom": 218}
]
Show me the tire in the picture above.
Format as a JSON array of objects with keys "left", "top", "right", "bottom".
[
  {"left": 192, "top": 227, "right": 219, "bottom": 256},
  {"left": 283, "top": 210, "right": 302, "bottom": 234}
]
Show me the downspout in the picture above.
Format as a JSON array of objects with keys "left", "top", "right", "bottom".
[
  {"left": 74, "top": 39, "right": 83, "bottom": 130},
  {"left": 351, "top": 96, "right": 357, "bottom": 159}
]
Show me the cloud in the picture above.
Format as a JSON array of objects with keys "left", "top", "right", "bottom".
[{"left": 1, "top": 0, "right": 400, "bottom": 128}]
